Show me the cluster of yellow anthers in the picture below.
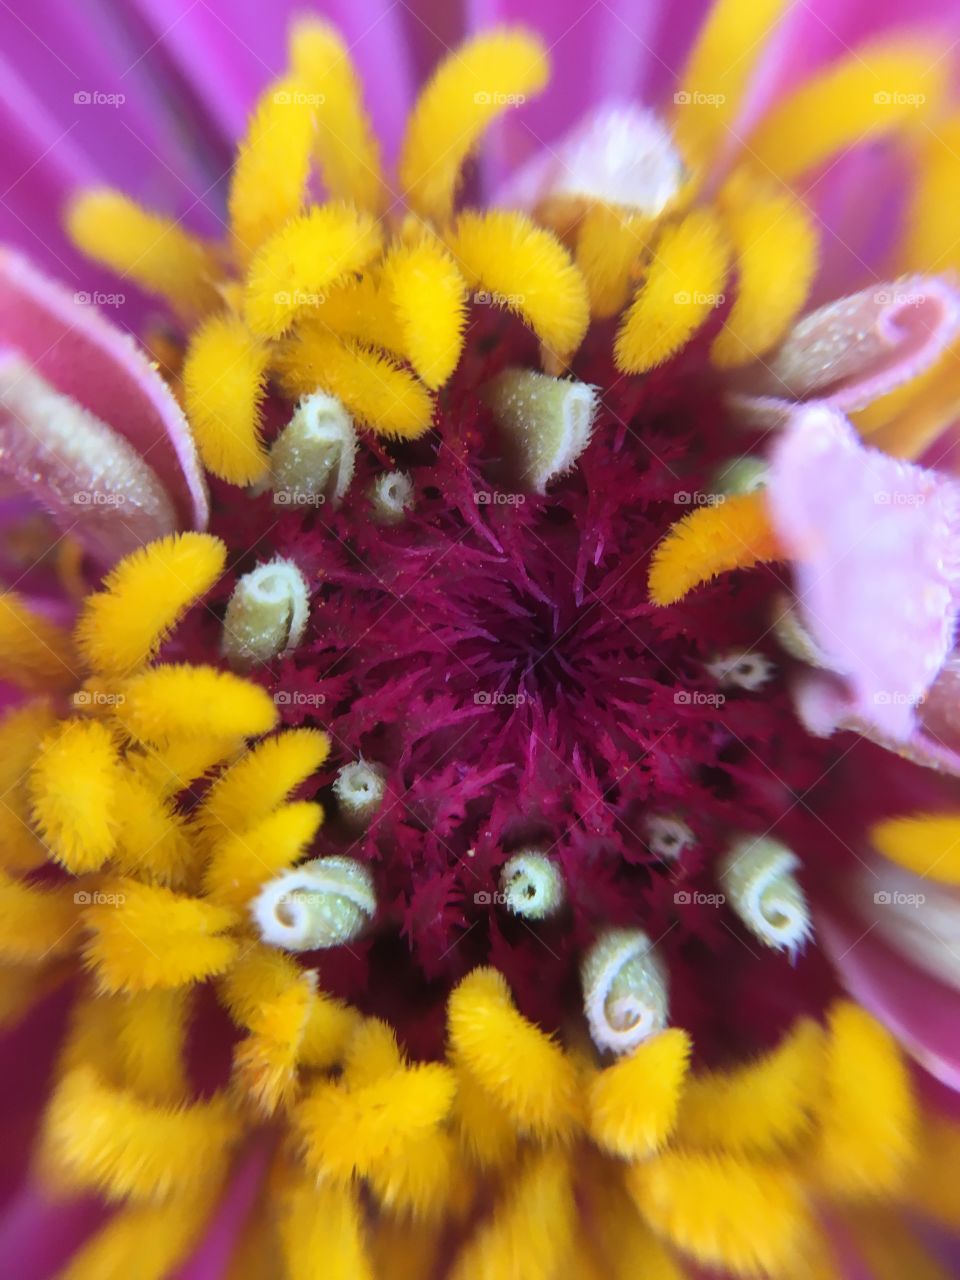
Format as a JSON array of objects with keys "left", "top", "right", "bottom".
[
  {"left": 65, "top": 5, "right": 950, "bottom": 490},
  {"left": 0, "top": 529, "right": 954, "bottom": 1277}
]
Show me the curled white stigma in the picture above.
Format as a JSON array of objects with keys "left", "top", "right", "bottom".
[
  {"left": 370, "top": 470, "right": 414, "bottom": 524},
  {"left": 499, "top": 851, "right": 565, "bottom": 919},
  {"left": 706, "top": 649, "right": 776, "bottom": 692},
  {"left": 333, "top": 760, "right": 386, "bottom": 825},
  {"left": 770, "top": 594, "right": 830, "bottom": 667},
  {"left": 222, "top": 558, "right": 309, "bottom": 669},
  {"left": 251, "top": 856, "right": 376, "bottom": 952},
  {"left": 484, "top": 368, "right": 598, "bottom": 493},
  {"left": 719, "top": 836, "right": 812, "bottom": 959},
  {"left": 581, "top": 928, "right": 669, "bottom": 1055},
  {"left": 643, "top": 813, "right": 693, "bottom": 862},
  {"left": 271, "top": 391, "right": 357, "bottom": 506},
  {"left": 714, "top": 455, "right": 768, "bottom": 496}
]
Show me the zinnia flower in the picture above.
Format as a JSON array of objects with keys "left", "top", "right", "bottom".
[{"left": 4, "top": 1, "right": 960, "bottom": 1276}]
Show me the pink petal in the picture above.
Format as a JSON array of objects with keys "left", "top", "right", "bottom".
[
  {"left": 819, "top": 906, "right": 960, "bottom": 1092},
  {"left": 766, "top": 405, "right": 960, "bottom": 740},
  {"left": 0, "top": 349, "right": 177, "bottom": 566},
  {"left": 792, "top": 670, "right": 960, "bottom": 777},
  {"left": 172, "top": 1138, "right": 272, "bottom": 1280},
  {"left": 0, "top": 250, "right": 207, "bottom": 537},
  {"left": 493, "top": 102, "right": 685, "bottom": 216},
  {"left": 731, "top": 277, "right": 960, "bottom": 425}
]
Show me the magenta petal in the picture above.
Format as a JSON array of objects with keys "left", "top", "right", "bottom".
[
  {"left": 820, "top": 907, "right": 960, "bottom": 1092},
  {"left": 0, "top": 249, "right": 207, "bottom": 533},
  {"left": 767, "top": 406, "right": 960, "bottom": 740},
  {"left": 172, "top": 1138, "right": 272, "bottom": 1280}
]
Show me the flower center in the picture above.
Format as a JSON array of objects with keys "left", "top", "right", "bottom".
[{"left": 222, "top": 321, "right": 838, "bottom": 1053}]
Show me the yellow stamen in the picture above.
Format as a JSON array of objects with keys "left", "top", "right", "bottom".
[
  {"left": 0, "top": 591, "right": 77, "bottom": 691},
  {"left": 243, "top": 203, "right": 382, "bottom": 339},
  {"left": 399, "top": 29, "right": 549, "bottom": 224},
  {"left": 28, "top": 718, "right": 124, "bottom": 872},
  {"left": 614, "top": 209, "right": 729, "bottom": 373},
  {"left": 448, "top": 210, "right": 590, "bottom": 360},
  {"left": 82, "top": 879, "right": 240, "bottom": 992},
  {"left": 748, "top": 41, "right": 945, "bottom": 183},
  {"left": 0, "top": 700, "right": 55, "bottom": 873},
  {"left": 203, "top": 800, "right": 324, "bottom": 910},
  {"left": 183, "top": 314, "right": 271, "bottom": 486},
  {"left": 278, "top": 1173, "right": 373, "bottom": 1280},
  {"left": 75, "top": 532, "right": 226, "bottom": 677},
  {"left": 0, "top": 872, "right": 77, "bottom": 963},
  {"left": 59, "top": 1197, "right": 214, "bottom": 1280},
  {"left": 628, "top": 1149, "right": 810, "bottom": 1277},
  {"left": 195, "top": 728, "right": 329, "bottom": 844},
  {"left": 871, "top": 813, "right": 960, "bottom": 883},
  {"left": 228, "top": 76, "right": 316, "bottom": 266},
  {"left": 233, "top": 968, "right": 316, "bottom": 1114},
  {"left": 588, "top": 1027, "right": 691, "bottom": 1159},
  {"left": 813, "top": 1001, "right": 915, "bottom": 1197},
  {"left": 711, "top": 174, "right": 818, "bottom": 367},
  {"left": 289, "top": 19, "right": 384, "bottom": 213},
  {"left": 221, "top": 944, "right": 359, "bottom": 1071},
  {"left": 902, "top": 116, "right": 960, "bottom": 273},
  {"left": 295, "top": 1060, "right": 456, "bottom": 1183},
  {"left": 450, "top": 1053, "right": 518, "bottom": 1170},
  {"left": 674, "top": 1018, "right": 823, "bottom": 1155},
  {"left": 648, "top": 490, "right": 782, "bottom": 606},
  {"left": 449, "top": 1151, "right": 575, "bottom": 1280},
  {"left": 855, "top": 345, "right": 960, "bottom": 459},
  {"left": 575, "top": 205, "right": 651, "bottom": 319},
  {"left": 673, "top": 0, "right": 791, "bottom": 167},
  {"left": 115, "top": 988, "right": 189, "bottom": 1103},
  {"left": 44, "top": 1065, "right": 239, "bottom": 1202},
  {"left": 116, "top": 663, "right": 278, "bottom": 743},
  {"left": 66, "top": 189, "right": 221, "bottom": 317},
  {"left": 112, "top": 768, "right": 194, "bottom": 886},
  {"left": 447, "top": 966, "right": 579, "bottom": 1139},
  {"left": 289, "top": 277, "right": 405, "bottom": 355},
  {"left": 381, "top": 238, "right": 468, "bottom": 388},
  {"left": 274, "top": 330, "right": 434, "bottom": 439}
]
